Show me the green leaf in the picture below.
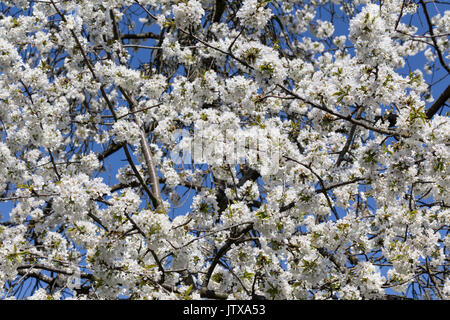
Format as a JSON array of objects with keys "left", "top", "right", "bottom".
[
  {"left": 185, "top": 284, "right": 193, "bottom": 296},
  {"left": 243, "top": 272, "right": 254, "bottom": 280}
]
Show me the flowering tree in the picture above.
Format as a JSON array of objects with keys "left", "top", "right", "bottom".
[{"left": 0, "top": 0, "right": 449, "bottom": 300}]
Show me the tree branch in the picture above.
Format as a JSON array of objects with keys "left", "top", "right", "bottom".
[
  {"left": 121, "top": 31, "right": 159, "bottom": 40},
  {"left": 122, "top": 143, "right": 161, "bottom": 208},
  {"left": 97, "top": 142, "right": 124, "bottom": 162},
  {"left": 419, "top": 0, "right": 450, "bottom": 74},
  {"left": 203, "top": 223, "right": 254, "bottom": 289},
  {"left": 213, "top": 0, "right": 226, "bottom": 23},
  {"left": 425, "top": 84, "right": 450, "bottom": 119},
  {"left": 277, "top": 84, "right": 402, "bottom": 137},
  {"left": 123, "top": 212, "right": 166, "bottom": 284},
  {"left": 119, "top": 88, "right": 163, "bottom": 210}
]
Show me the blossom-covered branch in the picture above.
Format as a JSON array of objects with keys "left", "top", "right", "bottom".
[{"left": 0, "top": 0, "right": 448, "bottom": 301}]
